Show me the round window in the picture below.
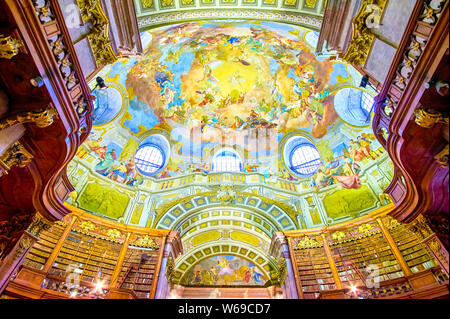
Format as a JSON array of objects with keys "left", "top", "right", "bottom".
[
  {"left": 135, "top": 144, "right": 165, "bottom": 176},
  {"left": 289, "top": 144, "right": 321, "bottom": 176}
]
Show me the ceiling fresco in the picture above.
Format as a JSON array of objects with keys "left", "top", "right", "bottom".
[{"left": 81, "top": 20, "right": 384, "bottom": 189}]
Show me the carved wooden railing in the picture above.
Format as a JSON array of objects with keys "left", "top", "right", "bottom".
[
  {"left": 1, "top": 0, "right": 95, "bottom": 221},
  {"left": 371, "top": 0, "right": 449, "bottom": 220},
  {"left": 372, "top": 0, "right": 447, "bottom": 146}
]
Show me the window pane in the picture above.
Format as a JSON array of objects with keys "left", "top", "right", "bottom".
[
  {"left": 212, "top": 151, "right": 242, "bottom": 172},
  {"left": 361, "top": 92, "right": 374, "bottom": 113},
  {"left": 135, "top": 145, "right": 164, "bottom": 175}
]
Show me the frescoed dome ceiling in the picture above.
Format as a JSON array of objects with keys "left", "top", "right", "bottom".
[
  {"left": 68, "top": 20, "right": 394, "bottom": 237},
  {"left": 85, "top": 20, "right": 381, "bottom": 178}
]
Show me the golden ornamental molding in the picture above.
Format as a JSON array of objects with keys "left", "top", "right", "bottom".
[
  {"left": 166, "top": 256, "right": 175, "bottom": 283},
  {"left": 26, "top": 213, "right": 52, "bottom": 237},
  {"left": 0, "top": 34, "right": 23, "bottom": 59},
  {"left": 343, "top": 0, "right": 388, "bottom": 65},
  {"left": 408, "top": 214, "right": 434, "bottom": 240}
]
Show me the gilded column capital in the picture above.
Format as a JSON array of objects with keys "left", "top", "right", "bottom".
[
  {"left": 343, "top": 0, "right": 388, "bottom": 65},
  {"left": 76, "top": 0, "right": 118, "bottom": 66}
]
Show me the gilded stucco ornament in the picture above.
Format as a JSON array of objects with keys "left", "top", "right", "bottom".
[
  {"left": 357, "top": 223, "right": 373, "bottom": 234},
  {"left": 217, "top": 185, "right": 237, "bottom": 204},
  {"left": 78, "top": 220, "right": 96, "bottom": 232},
  {"left": 27, "top": 213, "right": 52, "bottom": 237},
  {"left": 414, "top": 108, "right": 449, "bottom": 167},
  {"left": 408, "top": 214, "right": 433, "bottom": 240},
  {"left": 0, "top": 34, "right": 24, "bottom": 59},
  {"left": 142, "top": 0, "right": 153, "bottom": 7},
  {"left": 106, "top": 228, "right": 122, "bottom": 240},
  {"left": 414, "top": 108, "right": 449, "bottom": 128},
  {"left": 331, "top": 230, "right": 346, "bottom": 241},
  {"left": 166, "top": 256, "right": 175, "bottom": 283},
  {"left": 304, "top": 0, "right": 317, "bottom": 8},
  {"left": 131, "top": 235, "right": 159, "bottom": 249},
  {"left": 0, "top": 108, "right": 57, "bottom": 130}
]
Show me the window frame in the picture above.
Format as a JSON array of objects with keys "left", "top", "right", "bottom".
[{"left": 289, "top": 143, "right": 322, "bottom": 177}]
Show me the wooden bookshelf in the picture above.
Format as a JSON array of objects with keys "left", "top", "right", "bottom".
[
  {"left": 22, "top": 223, "right": 65, "bottom": 271},
  {"left": 117, "top": 246, "right": 160, "bottom": 299},
  {"left": 48, "top": 230, "right": 122, "bottom": 286},
  {"left": 291, "top": 236, "right": 336, "bottom": 299},
  {"left": 387, "top": 222, "right": 438, "bottom": 273}
]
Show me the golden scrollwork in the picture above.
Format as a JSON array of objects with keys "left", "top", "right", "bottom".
[
  {"left": 343, "top": 0, "right": 388, "bottom": 65},
  {"left": 19, "top": 236, "right": 33, "bottom": 250},
  {"left": 357, "top": 223, "right": 373, "bottom": 233},
  {"left": 77, "top": 0, "right": 117, "bottom": 66},
  {"left": 414, "top": 108, "right": 449, "bottom": 128},
  {"left": 428, "top": 238, "right": 441, "bottom": 253},
  {"left": 131, "top": 235, "right": 159, "bottom": 249},
  {"left": 0, "top": 108, "right": 58, "bottom": 131},
  {"left": 106, "top": 228, "right": 122, "bottom": 240},
  {"left": 0, "top": 34, "right": 24, "bottom": 59},
  {"left": 331, "top": 230, "right": 346, "bottom": 241},
  {"left": 27, "top": 213, "right": 52, "bottom": 237},
  {"left": 12, "top": 235, "right": 34, "bottom": 262},
  {"left": 78, "top": 220, "right": 96, "bottom": 232},
  {"left": 0, "top": 142, "right": 33, "bottom": 172}
]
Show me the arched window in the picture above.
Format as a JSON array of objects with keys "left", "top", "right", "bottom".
[
  {"left": 289, "top": 143, "right": 321, "bottom": 176},
  {"left": 135, "top": 144, "right": 165, "bottom": 176},
  {"left": 211, "top": 149, "right": 242, "bottom": 172}
]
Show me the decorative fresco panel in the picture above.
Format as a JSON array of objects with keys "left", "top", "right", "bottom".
[{"left": 181, "top": 255, "right": 268, "bottom": 286}]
